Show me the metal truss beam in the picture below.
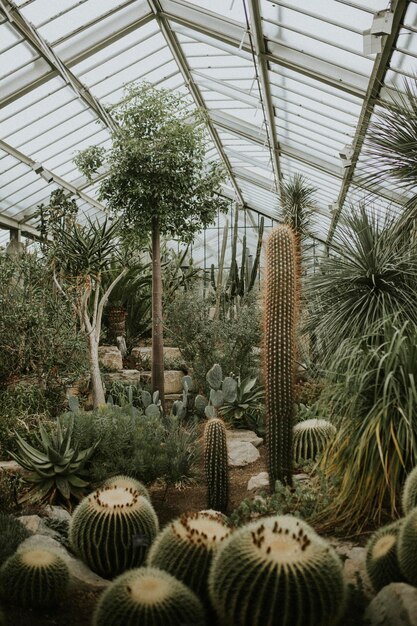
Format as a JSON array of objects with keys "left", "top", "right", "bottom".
[
  {"left": 0, "top": 139, "right": 108, "bottom": 214},
  {"left": 147, "top": 0, "right": 247, "bottom": 209},
  {"left": 247, "top": 0, "right": 283, "bottom": 198},
  {"left": 0, "top": 211, "right": 42, "bottom": 239},
  {"left": 326, "top": 0, "right": 410, "bottom": 243}
]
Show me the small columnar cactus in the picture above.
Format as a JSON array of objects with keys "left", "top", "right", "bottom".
[
  {"left": 401, "top": 465, "right": 417, "bottom": 514},
  {"left": 204, "top": 418, "right": 229, "bottom": 513},
  {"left": 264, "top": 225, "right": 298, "bottom": 488},
  {"left": 102, "top": 475, "right": 150, "bottom": 501},
  {"left": 293, "top": 418, "right": 336, "bottom": 463},
  {"left": 398, "top": 507, "right": 417, "bottom": 585},
  {"left": 69, "top": 486, "right": 159, "bottom": 578},
  {"left": 93, "top": 567, "right": 205, "bottom": 626},
  {"left": 0, "top": 548, "right": 69, "bottom": 608},
  {"left": 148, "top": 510, "right": 232, "bottom": 602},
  {"left": 209, "top": 514, "right": 346, "bottom": 626},
  {"left": 365, "top": 520, "right": 405, "bottom": 592}
]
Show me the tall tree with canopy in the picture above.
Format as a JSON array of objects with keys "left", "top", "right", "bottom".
[{"left": 75, "top": 83, "right": 228, "bottom": 407}]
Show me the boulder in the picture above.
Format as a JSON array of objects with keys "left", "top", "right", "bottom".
[
  {"left": 228, "top": 440, "right": 260, "bottom": 467},
  {"left": 18, "top": 515, "right": 60, "bottom": 539},
  {"left": 98, "top": 346, "right": 123, "bottom": 372},
  {"left": 365, "top": 583, "right": 417, "bottom": 625},
  {"left": 131, "top": 346, "right": 186, "bottom": 370},
  {"left": 141, "top": 370, "right": 184, "bottom": 394},
  {"left": 43, "top": 505, "right": 72, "bottom": 523},
  {"left": 227, "top": 429, "right": 263, "bottom": 448},
  {"left": 330, "top": 538, "right": 371, "bottom": 595},
  {"left": 0, "top": 460, "right": 22, "bottom": 473},
  {"left": 104, "top": 369, "right": 142, "bottom": 386},
  {"left": 247, "top": 472, "right": 269, "bottom": 491},
  {"left": 17, "top": 535, "right": 109, "bottom": 591}
]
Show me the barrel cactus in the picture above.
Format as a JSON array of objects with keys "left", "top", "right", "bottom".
[
  {"left": 209, "top": 514, "right": 346, "bottom": 626},
  {"left": 0, "top": 548, "right": 69, "bottom": 608},
  {"left": 148, "top": 510, "right": 232, "bottom": 602},
  {"left": 401, "top": 465, "right": 417, "bottom": 514},
  {"left": 398, "top": 507, "right": 417, "bottom": 585},
  {"left": 264, "top": 225, "right": 298, "bottom": 488},
  {"left": 102, "top": 475, "right": 150, "bottom": 501},
  {"left": 0, "top": 513, "right": 30, "bottom": 566},
  {"left": 93, "top": 567, "right": 205, "bottom": 626},
  {"left": 69, "top": 485, "right": 159, "bottom": 578},
  {"left": 365, "top": 520, "right": 405, "bottom": 592},
  {"left": 293, "top": 419, "right": 336, "bottom": 463},
  {"left": 204, "top": 418, "right": 229, "bottom": 513}
]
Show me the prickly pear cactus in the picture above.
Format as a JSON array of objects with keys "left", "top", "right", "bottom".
[
  {"left": 401, "top": 465, "right": 417, "bottom": 515},
  {"left": 365, "top": 520, "right": 405, "bottom": 592},
  {"left": 0, "top": 548, "right": 69, "bottom": 608},
  {"left": 264, "top": 225, "right": 298, "bottom": 487},
  {"left": 148, "top": 510, "right": 232, "bottom": 603},
  {"left": 102, "top": 475, "right": 150, "bottom": 501},
  {"left": 93, "top": 567, "right": 205, "bottom": 626},
  {"left": 398, "top": 508, "right": 417, "bottom": 585},
  {"left": 204, "top": 419, "right": 229, "bottom": 513},
  {"left": 293, "top": 419, "right": 336, "bottom": 463},
  {"left": 209, "top": 515, "right": 346, "bottom": 626},
  {"left": 69, "top": 486, "right": 159, "bottom": 578}
]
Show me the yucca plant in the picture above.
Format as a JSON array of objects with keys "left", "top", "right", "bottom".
[
  {"left": 220, "top": 375, "right": 264, "bottom": 432},
  {"left": 317, "top": 319, "right": 417, "bottom": 531},
  {"left": 8, "top": 417, "right": 98, "bottom": 508}
]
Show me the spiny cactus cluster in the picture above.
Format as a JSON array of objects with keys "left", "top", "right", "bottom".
[
  {"left": 102, "top": 475, "right": 150, "bottom": 500},
  {"left": 401, "top": 465, "right": 417, "bottom": 514},
  {"left": 203, "top": 418, "right": 229, "bottom": 513},
  {"left": 0, "top": 548, "right": 69, "bottom": 608},
  {"left": 93, "top": 567, "right": 205, "bottom": 626},
  {"left": 264, "top": 225, "right": 298, "bottom": 488},
  {"left": 293, "top": 418, "right": 336, "bottom": 463},
  {"left": 148, "top": 510, "right": 231, "bottom": 602},
  {"left": 209, "top": 514, "right": 346, "bottom": 626},
  {"left": 365, "top": 520, "right": 404, "bottom": 592},
  {"left": 70, "top": 485, "right": 158, "bottom": 578}
]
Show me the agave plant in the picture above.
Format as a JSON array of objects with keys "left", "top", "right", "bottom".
[
  {"left": 9, "top": 417, "right": 98, "bottom": 508},
  {"left": 220, "top": 376, "right": 264, "bottom": 432}
]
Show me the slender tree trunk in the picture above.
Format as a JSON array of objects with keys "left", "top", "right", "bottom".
[
  {"left": 151, "top": 215, "right": 165, "bottom": 409},
  {"left": 87, "top": 332, "right": 106, "bottom": 408}
]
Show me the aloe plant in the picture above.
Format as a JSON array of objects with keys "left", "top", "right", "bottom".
[
  {"left": 8, "top": 417, "right": 98, "bottom": 508},
  {"left": 220, "top": 376, "right": 264, "bottom": 431}
]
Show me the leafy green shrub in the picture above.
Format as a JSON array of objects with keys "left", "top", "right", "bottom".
[
  {"left": 0, "top": 513, "right": 31, "bottom": 566},
  {"left": 0, "top": 471, "right": 22, "bottom": 513},
  {"left": 0, "top": 408, "right": 53, "bottom": 459},
  {"left": 65, "top": 405, "right": 199, "bottom": 486},
  {"left": 165, "top": 289, "right": 261, "bottom": 392}
]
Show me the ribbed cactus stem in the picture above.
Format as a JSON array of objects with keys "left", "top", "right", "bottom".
[
  {"left": 264, "top": 225, "right": 298, "bottom": 488},
  {"left": 204, "top": 419, "right": 229, "bottom": 513},
  {"left": 401, "top": 465, "right": 417, "bottom": 514}
]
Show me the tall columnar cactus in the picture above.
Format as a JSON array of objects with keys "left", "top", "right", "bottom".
[
  {"left": 204, "top": 418, "right": 229, "bottom": 513},
  {"left": 264, "top": 225, "right": 298, "bottom": 487},
  {"left": 148, "top": 510, "right": 231, "bottom": 603},
  {"left": 398, "top": 507, "right": 417, "bottom": 585},
  {"left": 401, "top": 465, "right": 417, "bottom": 514},
  {"left": 365, "top": 520, "right": 405, "bottom": 592},
  {"left": 69, "top": 486, "right": 159, "bottom": 578},
  {"left": 293, "top": 419, "right": 336, "bottom": 463},
  {"left": 0, "top": 548, "right": 70, "bottom": 608},
  {"left": 93, "top": 567, "right": 205, "bottom": 626},
  {"left": 102, "top": 475, "right": 150, "bottom": 501},
  {"left": 209, "top": 514, "right": 346, "bottom": 626}
]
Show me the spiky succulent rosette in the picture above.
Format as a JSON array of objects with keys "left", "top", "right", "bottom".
[
  {"left": 93, "top": 567, "right": 205, "bottom": 626},
  {"left": 102, "top": 475, "right": 150, "bottom": 501},
  {"left": 365, "top": 520, "right": 405, "bottom": 592},
  {"left": 0, "top": 548, "right": 69, "bottom": 608},
  {"left": 398, "top": 507, "right": 417, "bottom": 585},
  {"left": 209, "top": 514, "right": 346, "bottom": 626},
  {"left": 69, "top": 485, "right": 158, "bottom": 578},
  {"left": 401, "top": 465, "right": 417, "bottom": 515},
  {"left": 293, "top": 418, "right": 336, "bottom": 463},
  {"left": 148, "top": 510, "right": 231, "bottom": 602}
]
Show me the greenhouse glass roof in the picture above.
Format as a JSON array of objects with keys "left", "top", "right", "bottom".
[{"left": 0, "top": 0, "right": 416, "bottom": 253}]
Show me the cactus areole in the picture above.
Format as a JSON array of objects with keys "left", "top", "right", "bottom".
[{"left": 264, "top": 225, "right": 298, "bottom": 488}]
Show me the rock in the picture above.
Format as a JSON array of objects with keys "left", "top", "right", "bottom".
[
  {"left": 18, "top": 535, "right": 109, "bottom": 591},
  {"left": 247, "top": 472, "right": 269, "bottom": 491},
  {"left": 43, "top": 505, "right": 72, "bottom": 523},
  {"left": 228, "top": 440, "right": 260, "bottom": 467},
  {"left": 104, "top": 369, "right": 142, "bottom": 386},
  {"left": 330, "top": 538, "right": 371, "bottom": 596},
  {"left": 293, "top": 473, "right": 309, "bottom": 482},
  {"left": 226, "top": 429, "right": 263, "bottom": 448},
  {"left": 98, "top": 346, "right": 123, "bottom": 371},
  {"left": 141, "top": 370, "right": 184, "bottom": 394},
  {"left": 0, "top": 460, "right": 22, "bottom": 473},
  {"left": 131, "top": 347, "right": 186, "bottom": 370},
  {"left": 17, "top": 515, "right": 60, "bottom": 540},
  {"left": 365, "top": 583, "right": 417, "bottom": 625}
]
